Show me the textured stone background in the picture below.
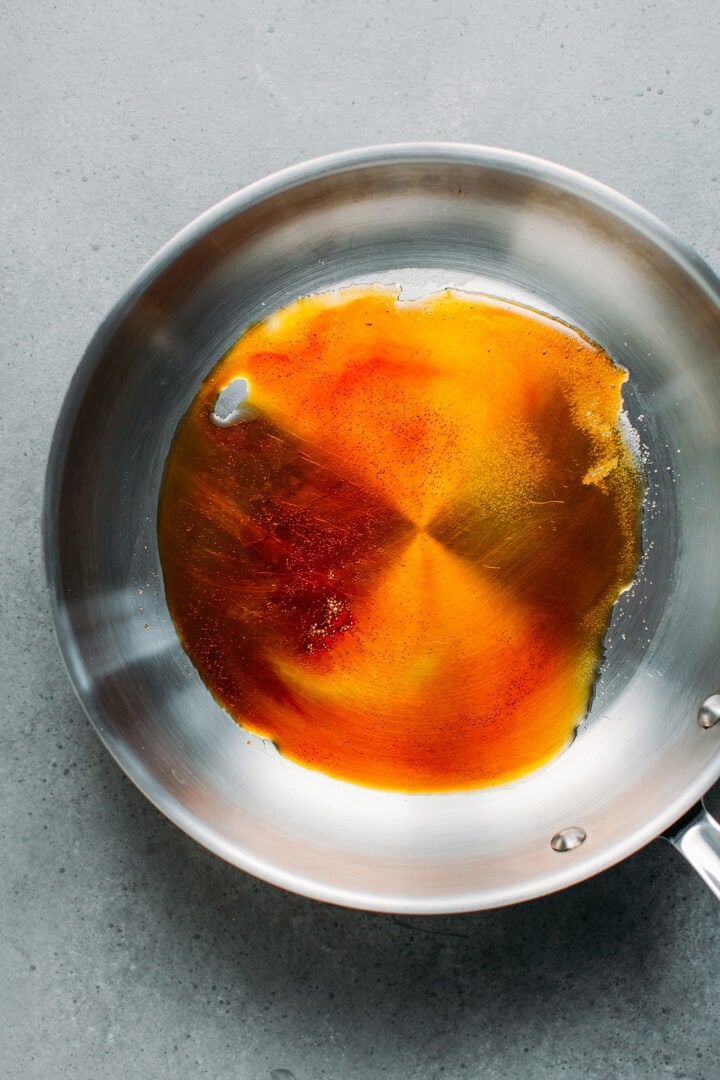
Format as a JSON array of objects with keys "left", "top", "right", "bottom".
[{"left": 3, "top": 2, "right": 719, "bottom": 1077}]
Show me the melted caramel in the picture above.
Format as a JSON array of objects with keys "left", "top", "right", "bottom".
[{"left": 158, "top": 288, "right": 642, "bottom": 792}]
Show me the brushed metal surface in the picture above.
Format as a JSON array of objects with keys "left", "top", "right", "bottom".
[
  {"left": 44, "top": 144, "right": 720, "bottom": 912},
  {"left": 667, "top": 802, "right": 720, "bottom": 901}
]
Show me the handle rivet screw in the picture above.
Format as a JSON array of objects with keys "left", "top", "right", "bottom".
[
  {"left": 698, "top": 695, "right": 720, "bottom": 729},
  {"left": 551, "top": 826, "right": 587, "bottom": 852}
]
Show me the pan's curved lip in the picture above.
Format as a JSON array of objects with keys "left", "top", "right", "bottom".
[{"left": 43, "top": 142, "right": 720, "bottom": 914}]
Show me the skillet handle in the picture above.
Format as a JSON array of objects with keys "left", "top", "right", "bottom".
[{"left": 664, "top": 800, "right": 720, "bottom": 900}]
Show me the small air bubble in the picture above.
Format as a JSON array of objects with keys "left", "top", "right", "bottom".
[{"left": 212, "top": 378, "right": 253, "bottom": 426}]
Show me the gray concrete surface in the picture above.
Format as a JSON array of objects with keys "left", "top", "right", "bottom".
[{"left": 3, "top": 1, "right": 720, "bottom": 1077}]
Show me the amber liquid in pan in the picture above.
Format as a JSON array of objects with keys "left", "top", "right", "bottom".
[{"left": 158, "top": 288, "right": 643, "bottom": 792}]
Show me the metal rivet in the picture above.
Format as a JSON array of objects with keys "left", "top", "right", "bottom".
[
  {"left": 551, "top": 826, "right": 587, "bottom": 852},
  {"left": 698, "top": 694, "right": 720, "bottom": 729}
]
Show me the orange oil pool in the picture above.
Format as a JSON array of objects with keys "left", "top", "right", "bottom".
[{"left": 158, "top": 288, "right": 643, "bottom": 792}]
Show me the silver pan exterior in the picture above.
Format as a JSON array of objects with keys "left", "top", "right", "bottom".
[{"left": 44, "top": 145, "right": 720, "bottom": 912}]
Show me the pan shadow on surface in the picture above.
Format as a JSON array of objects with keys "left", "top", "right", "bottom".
[{"left": 65, "top": 692, "right": 720, "bottom": 1077}]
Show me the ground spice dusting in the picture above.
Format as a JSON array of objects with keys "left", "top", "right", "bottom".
[{"left": 157, "top": 287, "right": 643, "bottom": 792}]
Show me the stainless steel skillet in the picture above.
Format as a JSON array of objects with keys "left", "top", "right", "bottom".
[{"left": 44, "top": 144, "right": 720, "bottom": 912}]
